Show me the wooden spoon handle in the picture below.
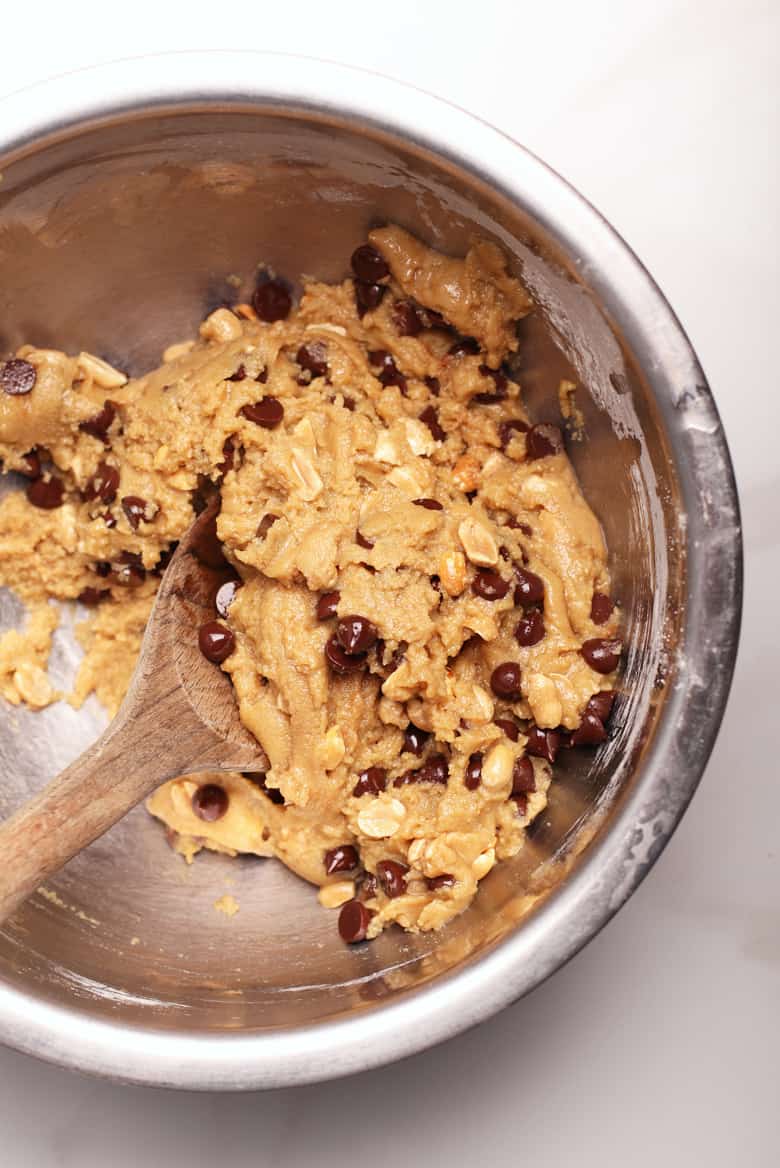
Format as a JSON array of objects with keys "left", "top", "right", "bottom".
[{"left": 0, "top": 688, "right": 212, "bottom": 923}]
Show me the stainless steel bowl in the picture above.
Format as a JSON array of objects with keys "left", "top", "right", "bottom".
[{"left": 0, "top": 52, "right": 741, "bottom": 1089}]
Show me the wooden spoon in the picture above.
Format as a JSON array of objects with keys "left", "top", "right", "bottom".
[{"left": 0, "top": 497, "right": 266, "bottom": 923}]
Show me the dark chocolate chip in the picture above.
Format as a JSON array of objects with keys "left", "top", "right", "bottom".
[
  {"left": 526, "top": 423, "right": 564, "bottom": 460},
  {"left": 256, "top": 513, "right": 279, "bottom": 539},
  {"left": 581, "top": 638, "right": 622, "bottom": 674},
  {"left": 338, "top": 898, "right": 373, "bottom": 943},
  {"left": 351, "top": 244, "right": 389, "bottom": 283},
  {"left": 376, "top": 859, "right": 408, "bottom": 898},
  {"left": 426, "top": 874, "right": 455, "bottom": 890},
  {"left": 392, "top": 299, "right": 424, "bottom": 336},
  {"left": 244, "top": 773, "right": 285, "bottom": 805},
  {"left": 316, "top": 591, "right": 341, "bottom": 621},
  {"left": 227, "top": 364, "right": 247, "bottom": 382},
  {"left": 192, "top": 783, "right": 229, "bottom": 822},
  {"left": 413, "top": 497, "right": 443, "bottom": 510},
  {"left": 419, "top": 404, "right": 445, "bottom": 441},
  {"left": 355, "top": 531, "right": 374, "bottom": 550},
  {"left": 369, "top": 349, "right": 406, "bottom": 391},
  {"left": 515, "top": 609, "right": 545, "bottom": 647},
  {"left": 1, "top": 358, "right": 37, "bottom": 395},
  {"left": 586, "top": 691, "right": 616, "bottom": 722},
  {"left": 424, "top": 376, "right": 440, "bottom": 396},
  {"left": 448, "top": 336, "right": 480, "bottom": 357},
  {"left": 569, "top": 712, "right": 608, "bottom": 746},
  {"left": 121, "top": 495, "right": 150, "bottom": 530},
  {"left": 512, "top": 756, "right": 536, "bottom": 794},
  {"left": 79, "top": 400, "right": 117, "bottom": 441},
  {"left": 490, "top": 662, "right": 522, "bottom": 700},
  {"left": 296, "top": 341, "right": 328, "bottom": 378},
  {"left": 403, "top": 723, "right": 429, "bottom": 756},
  {"left": 325, "top": 634, "right": 367, "bottom": 675},
  {"left": 82, "top": 460, "right": 119, "bottom": 504},
  {"left": 253, "top": 279, "right": 292, "bottom": 322},
  {"left": 513, "top": 567, "right": 544, "bottom": 608},
  {"left": 512, "top": 792, "right": 528, "bottom": 816},
  {"left": 336, "top": 615, "right": 378, "bottom": 655},
  {"left": 494, "top": 716, "right": 520, "bottom": 742},
  {"left": 354, "top": 281, "right": 386, "bottom": 317},
  {"left": 19, "top": 450, "right": 41, "bottom": 479},
  {"left": 526, "top": 726, "right": 562, "bottom": 764},
  {"left": 27, "top": 476, "right": 64, "bottom": 509},
  {"left": 472, "top": 570, "right": 509, "bottom": 601},
  {"left": 218, "top": 437, "right": 238, "bottom": 476},
  {"left": 465, "top": 752, "right": 483, "bottom": 790},
  {"left": 241, "top": 397, "right": 284, "bottom": 428},
  {"left": 324, "top": 845, "right": 359, "bottom": 875},
  {"left": 473, "top": 364, "right": 508, "bottom": 404},
  {"left": 419, "top": 753, "right": 449, "bottom": 784},
  {"left": 591, "top": 591, "right": 615, "bottom": 625},
  {"left": 198, "top": 621, "right": 235, "bottom": 664},
  {"left": 353, "top": 767, "right": 388, "bottom": 797},
  {"left": 77, "top": 587, "right": 108, "bottom": 606}
]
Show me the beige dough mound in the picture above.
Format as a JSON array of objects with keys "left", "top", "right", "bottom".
[{"left": 0, "top": 226, "right": 621, "bottom": 942}]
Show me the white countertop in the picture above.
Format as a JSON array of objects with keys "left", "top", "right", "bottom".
[{"left": 0, "top": 2, "right": 775, "bottom": 1164}]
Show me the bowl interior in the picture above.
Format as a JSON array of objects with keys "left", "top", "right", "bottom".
[{"left": 0, "top": 106, "right": 681, "bottom": 1037}]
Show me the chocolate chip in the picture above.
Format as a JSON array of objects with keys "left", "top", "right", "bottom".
[
  {"left": 413, "top": 497, "right": 443, "bottom": 510},
  {"left": 490, "top": 662, "right": 522, "bottom": 700},
  {"left": 325, "top": 634, "right": 367, "bottom": 674},
  {"left": 526, "top": 726, "right": 562, "bottom": 764},
  {"left": 296, "top": 342, "right": 328, "bottom": 378},
  {"left": 353, "top": 767, "right": 387, "bottom": 797},
  {"left": 494, "top": 716, "right": 520, "bottom": 742},
  {"left": 465, "top": 752, "right": 483, "bottom": 790},
  {"left": 77, "top": 587, "right": 108, "bottom": 605},
  {"left": 354, "top": 281, "right": 386, "bottom": 317},
  {"left": 513, "top": 567, "right": 544, "bottom": 608},
  {"left": 569, "top": 712, "right": 608, "bottom": 746},
  {"left": 79, "top": 400, "right": 117, "bottom": 442},
  {"left": 376, "top": 859, "right": 408, "bottom": 898},
  {"left": 473, "top": 364, "right": 508, "bottom": 404},
  {"left": 591, "top": 591, "right": 615, "bottom": 625},
  {"left": 241, "top": 397, "right": 284, "bottom": 428},
  {"left": 403, "top": 723, "right": 429, "bottom": 756},
  {"left": 419, "top": 404, "right": 445, "bottom": 441},
  {"left": 198, "top": 621, "right": 235, "bottom": 663},
  {"left": 256, "top": 513, "right": 279, "bottom": 539},
  {"left": 499, "top": 418, "right": 529, "bottom": 448},
  {"left": 448, "top": 336, "right": 480, "bottom": 357},
  {"left": 512, "top": 756, "right": 536, "bottom": 794},
  {"left": 82, "top": 460, "right": 119, "bottom": 504},
  {"left": 472, "top": 570, "right": 509, "bottom": 601},
  {"left": 94, "top": 560, "right": 112, "bottom": 577},
  {"left": 252, "top": 279, "right": 292, "bottom": 322},
  {"left": 316, "top": 591, "right": 341, "bottom": 621},
  {"left": 369, "top": 349, "right": 406, "bottom": 391},
  {"left": 515, "top": 609, "right": 545, "bottom": 647},
  {"left": 419, "top": 753, "right": 449, "bottom": 784},
  {"left": 256, "top": 367, "right": 269, "bottom": 384},
  {"left": 424, "top": 376, "right": 440, "bottom": 396},
  {"left": 192, "top": 783, "right": 229, "bottom": 822},
  {"left": 526, "top": 423, "right": 563, "bottom": 460},
  {"left": 351, "top": 244, "right": 389, "bottom": 283},
  {"left": 426, "top": 874, "right": 455, "bottom": 890},
  {"left": 214, "top": 578, "right": 242, "bottom": 618},
  {"left": 581, "top": 638, "right": 622, "bottom": 674},
  {"left": 336, "top": 615, "right": 378, "bottom": 655},
  {"left": 121, "top": 495, "right": 150, "bottom": 530},
  {"left": 586, "top": 691, "right": 616, "bottom": 722},
  {"left": 227, "top": 364, "right": 247, "bottom": 382},
  {"left": 342, "top": 395, "right": 355, "bottom": 411},
  {"left": 19, "top": 450, "right": 41, "bottom": 479},
  {"left": 355, "top": 531, "right": 374, "bottom": 550},
  {"left": 27, "top": 476, "right": 64, "bottom": 509},
  {"left": 338, "top": 898, "right": 373, "bottom": 943},
  {"left": 102, "top": 512, "right": 117, "bottom": 530},
  {"left": 392, "top": 299, "right": 424, "bottom": 336},
  {"left": 218, "top": 437, "right": 238, "bottom": 476},
  {"left": 111, "top": 551, "right": 145, "bottom": 587},
  {"left": 512, "top": 793, "right": 528, "bottom": 816},
  {"left": 324, "top": 845, "right": 359, "bottom": 875},
  {"left": 244, "top": 773, "right": 285, "bottom": 805},
  {"left": 1, "top": 358, "right": 37, "bottom": 395}
]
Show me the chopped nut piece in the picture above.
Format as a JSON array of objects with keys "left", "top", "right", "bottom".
[
  {"left": 199, "top": 307, "right": 243, "bottom": 343},
  {"left": 374, "top": 431, "right": 402, "bottom": 465},
  {"left": 318, "top": 880, "right": 356, "bottom": 909},
  {"left": 452, "top": 454, "right": 481, "bottom": 492},
  {"left": 458, "top": 517, "right": 499, "bottom": 567},
  {"left": 439, "top": 550, "right": 467, "bottom": 596},
  {"left": 404, "top": 417, "right": 437, "bottom": 456},
  {"left": 290, "top": 449, "right": 323, "bottom": 500},
  {"left": 357, "top": 799, "right": 406, "bottom": 839},
  {"left": 13, "top": 663, "right": 54, "bottom": 708},
  {"left": 162, "top": 339, "right": 196, "bottom": 362},
  {"left": 472, "top": 847, "right": 496, "bottom": 880},
  {"left": 319, "top": 726, "right": 346, "bottom": 770},
  {"left": 77, "top": 351, "right": 128, "bottom": 389},
  {"left": 480, "top": 742, "right": 515, "bottom": 794}
]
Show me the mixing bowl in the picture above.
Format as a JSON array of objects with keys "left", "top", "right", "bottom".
[{"left": 0, "top": 52, "right": 741, "bottom": 1088}]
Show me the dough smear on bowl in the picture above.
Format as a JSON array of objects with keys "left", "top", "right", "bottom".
[{"left": 0, "top": 226, "right": 621, "bottom": 942}]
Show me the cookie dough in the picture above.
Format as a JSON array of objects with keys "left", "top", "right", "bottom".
[{"left": 0, "top": 225, "right": 621, "bottom": 941}]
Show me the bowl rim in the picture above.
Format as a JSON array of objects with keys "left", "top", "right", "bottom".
[{"left": 0, "top": 49, "right": 742, "bottom": 1090}]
